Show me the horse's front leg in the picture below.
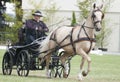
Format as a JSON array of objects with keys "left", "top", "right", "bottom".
[
  {"left": 82, "top": 54, "right": 91, "bottom": 76},
  {"left": 78, "top": 57, "right": 85, "bottom": 80},
  {"left": 45, "top": 54, "right": 51, "bottom": 78},
  {"left": 77, "top": 49, "right": 91, "bottom": 80}
]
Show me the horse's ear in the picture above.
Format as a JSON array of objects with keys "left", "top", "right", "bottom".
[
  {"left": 100, "top": 4, "right": 103, "bottom": 9},
  {"left": 93, "top": 3, "right": 96, "bottom": 9}
]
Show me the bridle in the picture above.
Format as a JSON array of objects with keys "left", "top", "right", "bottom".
[
  {"left": 91, "top": 9, "right": 104, "bottom": 31},
  {"left": 79, "top": 9, "right": 104, "bottom": 30}
]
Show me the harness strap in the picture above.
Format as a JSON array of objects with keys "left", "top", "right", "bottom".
[
  {"left": 50, "top": 27, "right": 71, "bottom": 50},
  {"left": 50, "top": 27, "right": 77, "bottom": 55},
  {"left": 50, "top": 31, "right": 57, "bottom": 44},
  {"left": 82, "top": 25, "right": 91, "bottom": 41},
  {"left": 77, "top": 23, "right": 95, "bottom": 54},
  {"left": 39, "top": 37, "right": 96, "bottom": 55},
  {"left": 77, "top": 24, "right": 83, "bottom": 39},
  {"left": 70, "top": 28, "right": 76, "bottom": 54},
  {"left": 59, "top": 37, "right": 96, "bottom": 51},
  {"left": 50, "top": 27, "right": 63, "bottom": 46},
  {"left": 87, "top": 40, "right": 94, "bottom": 54}
]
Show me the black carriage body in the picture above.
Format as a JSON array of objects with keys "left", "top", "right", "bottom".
[
  {"left": 2, "top": 38, "right": 44, "bottom": 76},
  {"left": 14, "top": 42, "right": 42, "bottom": 68}
]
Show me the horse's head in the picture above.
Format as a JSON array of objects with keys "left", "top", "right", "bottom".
[{"left": 91, "top": 3, "right": 104, "bottom": 31}]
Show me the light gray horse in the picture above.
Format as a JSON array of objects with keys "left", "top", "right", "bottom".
[{"left": 39, "top": 3, "right": 104, "bottom": 80}]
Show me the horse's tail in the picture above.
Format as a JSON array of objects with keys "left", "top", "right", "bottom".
[{"left": 38, "top": 33, "right": 52, "bottom": 58}]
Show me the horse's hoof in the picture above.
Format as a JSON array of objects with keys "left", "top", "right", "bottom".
[
  {"left": 82, "top": 71, "right": 87, "bottom": 77},
  {"left": 78, "top": 74, "right": 83, "bottom": 81},
  {"left": 78, "top": 78, "right": 83, "bottom": 81},
  {"left": 46, "top": 70, "right": 51, "bottom": 78},
  {"left": 63, "top": 74, "right": 68, "bottom": 78},
  {"left": 47, "top": 76, "right": 51, "bottom": 79}
]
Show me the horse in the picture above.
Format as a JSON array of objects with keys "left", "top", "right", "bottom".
[{"left": 38, "top": 3, "right": 104, "bottom": 80}]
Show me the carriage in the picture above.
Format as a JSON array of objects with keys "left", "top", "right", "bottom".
[{"left": 2, "top": 37, "right": 71, "bottom": 78}]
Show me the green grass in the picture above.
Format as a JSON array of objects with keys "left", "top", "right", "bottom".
[{"left": 0, "top": 49, "right": 120, "bottom": 82}]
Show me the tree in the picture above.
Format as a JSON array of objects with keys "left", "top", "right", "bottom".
[
  {"left": 0, "top": 0, "right": 8, "bottom": 28},
  {"left": 0, "top": 0, "right": 23, "bottom": 44},
  {"left": 14, "top": 0, "right": 23, "bottom": 21},
  {"left": 1, "top": 0, "right": 23, "bottom": 21},
  {"left": 71, "top": 11, "right": 77, "bottom": 26},
  {"left": 4, "top": 0, "right": 23, "bottom": 44},
  {"left": 95, "top": 1, "right": 113, "bottom": 50},
  {"left": 77, "top": 0, "right": 95, "bottom": 19}
]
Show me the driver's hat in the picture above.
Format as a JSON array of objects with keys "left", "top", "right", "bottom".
[{"left": 32, "top": 10, "right": 43, "bottom": 17}]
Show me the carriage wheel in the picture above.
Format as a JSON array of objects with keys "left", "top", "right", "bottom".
[
  {"left": 50, "top": 65, "right": 63, "bottom": 78},
  {"left": 50, "top": 59, "right": 71, "bottom": 78},
  {"left": 2, "top": 52, "right": 13, "bottom": 75},
  {"left": 16, "top": 50, "right": 30, "bottom": 76},
  {"left": 59, "top": 60, "right": 70, "bottom": 78},
  {"left": 50, "top": 50, "right": 71, "bottom": 78}
]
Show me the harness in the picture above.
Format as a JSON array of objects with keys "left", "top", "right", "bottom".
[{"left": 49, "top": 23, "right": 96, "bottom": 55}]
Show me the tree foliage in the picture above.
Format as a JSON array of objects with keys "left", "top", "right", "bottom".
[
  {"left": 3, "top": 0, "right": 59, "bottom": 44},
  {"left": 77, "top": 0, "right": 95, "bottom": 19},
  {"left": 4, "top": 0, "right": 23, "bottom": 44},
  {"left": 27, "top": 0, "right": 61, "bottom": 31}
]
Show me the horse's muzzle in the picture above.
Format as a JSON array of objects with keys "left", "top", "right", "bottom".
[{"left": 95, "top": 27, "right": 101, "bottom": 31}]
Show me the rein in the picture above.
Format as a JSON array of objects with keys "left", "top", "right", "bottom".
[{"left": 79, "top": 24, "right": 95, "bottom": 29}]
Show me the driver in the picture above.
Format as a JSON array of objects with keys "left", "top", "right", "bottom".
[{"left": 25, "top": 10, "right": 49, "bottom": 44}]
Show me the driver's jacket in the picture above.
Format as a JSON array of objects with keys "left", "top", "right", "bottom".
[{"left": 25, "top": 19, "right": 49, "bottom": 44}]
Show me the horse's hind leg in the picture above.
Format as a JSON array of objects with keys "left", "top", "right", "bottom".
[
  {"left": 60, "top": 53, "right": 70, "bottom": 78},
  {"left": 77, "top": 49, "right": 91, "bottom": 80},
  {"left": 45, "top": 54, "right": 51, "bottom": 78}
]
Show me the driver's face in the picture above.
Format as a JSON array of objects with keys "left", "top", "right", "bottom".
[{"left": 34, "top": 15, "right": 40, "bottom": 21}]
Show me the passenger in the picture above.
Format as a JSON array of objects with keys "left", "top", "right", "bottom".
[{"left": 25, "top": 10, "right": 49, "bottom": 44}]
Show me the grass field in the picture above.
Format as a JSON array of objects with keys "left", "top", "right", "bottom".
[{"left": 0, "top": 49, "right": 120, "bottom": 82}]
